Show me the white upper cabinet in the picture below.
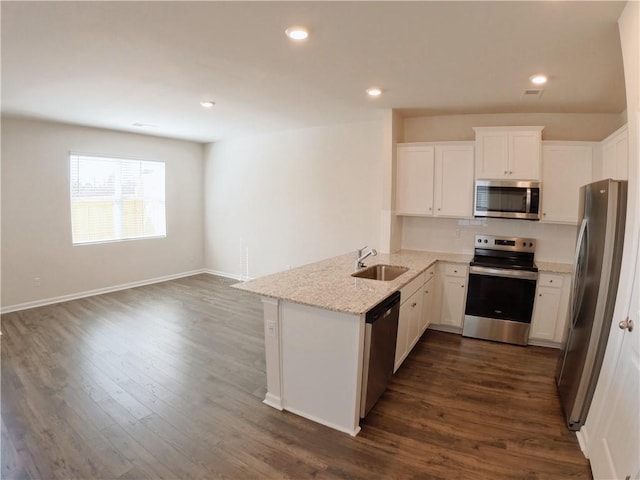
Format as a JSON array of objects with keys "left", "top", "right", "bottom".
[
  {"left": 434, "top": 144, "right": 475, "bottom": 218},
  {"left": 541, "top": 143, "right": 594, "bottom": 224},
  {"left": 396, "top": 142, "right": 474, "bottom": 218},
  {"left": 601, "top": 125, "right": 628, "bottom": 181},
  {"left": 396, "top": 144, "right": 435, "bottom": 216},
  {"left": 474, "top": 126, "right": 543, "bottom": 180}
]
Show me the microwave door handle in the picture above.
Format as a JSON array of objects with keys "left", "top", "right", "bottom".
[{"left": 525, "top": 188, "right": 531, "bottom": 214}]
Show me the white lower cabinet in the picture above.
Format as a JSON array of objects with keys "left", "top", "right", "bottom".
[
  {"left": 395, "top": 303, "right": 409, "bottom": 372},
  {"left": 420, "top": 266, "right": 436, "bottom": 334},
  {"left": 393, "top": 264, "right": 571, "bottom": 375},
  {"left": 406, "top": 290, "right": 424, "bottom": 352},
  {"left": 529, "top": 273, "right": 571, "bottom": 345},
  {"left": 437, "top": 263, "right": 467, "bottom": 329},
  {"left": 395, "top": 273, "right": 426, "bottom": 372}
]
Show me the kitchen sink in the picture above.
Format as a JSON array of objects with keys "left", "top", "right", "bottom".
[{"left": 351, "top": 264, "right": 409, "bottom": 281}]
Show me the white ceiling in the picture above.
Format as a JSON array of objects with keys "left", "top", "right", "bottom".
[{"left": 1, "top": 1, "right": 628, "bottom": 144}]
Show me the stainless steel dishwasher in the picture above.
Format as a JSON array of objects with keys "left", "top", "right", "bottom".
[{"left": 360, "top": 291, "right": 401, "bottom": 418}]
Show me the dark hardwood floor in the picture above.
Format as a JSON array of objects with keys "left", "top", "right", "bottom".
[{"left": 1, "top": 274, "right": 592, "bottom": 479}]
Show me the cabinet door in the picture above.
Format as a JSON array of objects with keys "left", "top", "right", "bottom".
[
  {"left": 434, "top": 144, "right": 474, "bottom": 217},
  {"left": 396, "top": 145, "right": 434, "bottom": 215},
  {"left": 509, "top": 131, "right": 541, "bottom": 180},
  {"left": 613, "top": 131, "right": 628, "bottom": 180},
  {"left": 440, "top": 276, "right": 466, "bottom": 327},
  {"left": 420, "top": 278, "right": 434, "bottom": 334},
  {"left": 530, "top": 286, "right": 562, "bottom": 341},
  {"left": 407, "top": 291, "right": 424, "bottom": 351},
  {"left": 395, "top": 299, "right": 411, "bottom": 372},
  {"left": 475, "top": 132, "right": 508, "bottom": 179},
  {"left": 541, "top": 145, "right": 593, "bottom": 224},
  {"left": 602, "top": 127, "right": 628, "bottom": 181}
]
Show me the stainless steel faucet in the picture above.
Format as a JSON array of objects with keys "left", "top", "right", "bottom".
[{"left": 355, "top": 246, "right": 377, "bottom": 270}]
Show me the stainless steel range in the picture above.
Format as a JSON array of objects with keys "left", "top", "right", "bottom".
[{"left": 463, "top": 234, "right": 538, "bottom": 346}]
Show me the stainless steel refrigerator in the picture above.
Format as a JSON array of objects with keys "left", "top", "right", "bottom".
[{"left": 557, "top": 179, "right": 627, "bottom": 431}]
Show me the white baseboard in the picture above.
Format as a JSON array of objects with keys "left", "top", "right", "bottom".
[
  {"left": 263, "top": 393, "right": 284, "bottom": 411},
  {"left": 576, "top": 426, "right": 590, "bottom": 458},
  {"left": 428, "top": 324, "right": 463, "bottom": 335},
  {"left": 203, "top": 269, "right": 253, "bottom": 282},
  {"left": 1, "top": 269, "right": 207, "bottom": 314},
  {"left": 528, "top": 338, "right": 562, "bottom": 349},
  {"left": 283, "top": 404, "right": 361, "bottom": 437}
]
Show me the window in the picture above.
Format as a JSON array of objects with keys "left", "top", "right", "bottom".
[{"left": 70, "top": 154, "right": 166, "bottom": 244}]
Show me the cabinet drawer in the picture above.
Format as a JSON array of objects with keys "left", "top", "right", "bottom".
[
  {"left": 424, "top": 265, "right": 436, "bottom": 283},
  {"left": 444, "top": 263, "right": 467, "bottom": 278},
  {"left": 400, "top": 274, "right": 424, "bottom": 302},
  {"left": 538, "top": 273, "right": 563, "bottom": 288}
]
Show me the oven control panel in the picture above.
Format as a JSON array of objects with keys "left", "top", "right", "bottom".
[{"left": 474, "top": 234, "right": 536, "bottom": 253}]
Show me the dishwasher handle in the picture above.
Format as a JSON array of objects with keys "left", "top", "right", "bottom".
[{"left": 366, "top": 291, "right": 401, "bottom": 324}]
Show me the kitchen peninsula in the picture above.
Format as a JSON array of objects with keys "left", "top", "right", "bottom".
[{"left": 233, "top": 250, "right": 470, "bottom": 435}]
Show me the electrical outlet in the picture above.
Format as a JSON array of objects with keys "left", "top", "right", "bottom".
[{"left": 33, "top": 276, "right": 41, "bottom": 287}]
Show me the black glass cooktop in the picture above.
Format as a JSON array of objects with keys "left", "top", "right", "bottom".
[
  {"left": 470, "top": 256, "right": 538, "bottom": 272},
  {"left": 471, "top": 247, "right": 538, "bottom": 272}
]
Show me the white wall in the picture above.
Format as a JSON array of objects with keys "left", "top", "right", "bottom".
[
  {"left": 402, "top": 217, "right": 577, "bottom": 263},
  {"left": 403, "top": 112, "right": 626, "bottom": 143},
  {"left": 203, "top": 120, "right": 384, "bottom": 279},
  {"left": 1, "top": 117, "right": 205, "bottom": 310},
  {"left": 380, "top": 109, "right": 405, "bottom": 253}
]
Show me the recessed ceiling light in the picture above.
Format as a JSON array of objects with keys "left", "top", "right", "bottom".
[
  {"left": 366, "top": 87, "right": 382, "bottom": 97},
  {"left": 200, "top": 100, "right": 215, "bottom": 108},
  {"left": 529, "top": 74, "right": 548, "bottom": 85},
  {"left": 285, "top": 26, "right": 309, "bottom": 41}
]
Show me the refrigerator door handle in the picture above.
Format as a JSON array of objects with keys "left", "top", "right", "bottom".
[{"left": 570, "top": 218, "right": 589, "bottom": 326}]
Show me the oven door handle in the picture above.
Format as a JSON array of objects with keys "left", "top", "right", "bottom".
[{"left": 469, "top": 265, "right": 538, "bottom": 280}]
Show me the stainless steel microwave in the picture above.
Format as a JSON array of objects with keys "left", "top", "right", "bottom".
[{"left": 474, "top": 180, "right": 541, "bottom": 220}]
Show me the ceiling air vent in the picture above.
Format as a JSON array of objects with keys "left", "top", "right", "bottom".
[{"left": 521, "top": 88, "right": 544, "bottom": 99}]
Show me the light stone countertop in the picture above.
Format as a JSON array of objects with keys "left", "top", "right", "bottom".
[
  {"left": 232, "top": 250, "right": 572, "bottom": 314},
  {"left": 232, "top": 250, "right": 471, "bottom": 315}
]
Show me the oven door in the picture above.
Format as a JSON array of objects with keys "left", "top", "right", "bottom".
[{"left": 463, "top": 266, "right": 538, "bottom": 345}]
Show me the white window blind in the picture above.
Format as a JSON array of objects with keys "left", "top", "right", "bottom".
[{"left": 70, "top": 154, "right": 166, "bottom": 244}]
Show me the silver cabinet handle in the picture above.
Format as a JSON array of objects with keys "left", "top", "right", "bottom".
[{"left": 619, "top": 318, "right": 634, "bottom": 332}]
